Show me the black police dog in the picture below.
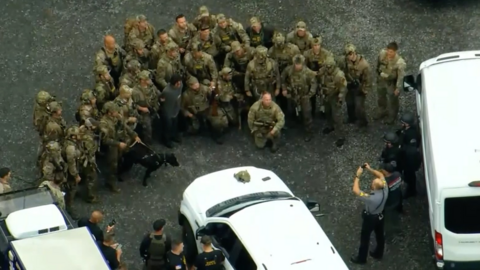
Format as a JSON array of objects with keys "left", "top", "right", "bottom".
[{"left": 120, "top": 142, "right": 180, "bottom": 186}]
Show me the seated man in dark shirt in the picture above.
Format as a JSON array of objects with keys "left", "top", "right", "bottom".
[
  {"left": 78, "top": 210, "right": 114, "bottom": 242},
  {"left": 194, "top": 236, "right": 225, "bottom": 270},
  {"left": 98, "top": 234, "right": 121, "bottom": 270},
  {"left": 166, "top": 239, "right": 187, "bottom": 270},
  {"left": 380, "top": 163, "right": 403, "bottom": 242}
]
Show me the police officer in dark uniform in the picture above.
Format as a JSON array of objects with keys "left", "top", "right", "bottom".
[
  {"left": 193, "top": 236, "right": 225, "bottom": 270},
  {"left": 397, "top": 112, "right": 422, "bottom": 198},
  {"left": 350, "top": 163, "right": 389, "bottom": 265},
  {"left": 380, "top": 131, "right": 404, "bottom": 172}
]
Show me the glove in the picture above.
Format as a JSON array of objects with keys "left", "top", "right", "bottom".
[{"left": 380, "top": 72, "right": 389, "bottom": 79}]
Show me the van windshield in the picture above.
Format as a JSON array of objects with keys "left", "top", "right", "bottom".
[{"left": 444, "top": 196, "right": 480, "bottom": 234}]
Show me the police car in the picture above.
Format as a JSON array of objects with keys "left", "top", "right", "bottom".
[
  {"left": 404, "top": 51, "right": 480, "bottom": 269},
  {"left": 0, "top": 187, "right": 110, "bottom": 269},
  {"left": 178, "top": 166, "right": 349, "bottom": 269}
]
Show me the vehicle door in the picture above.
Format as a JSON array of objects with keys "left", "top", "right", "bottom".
[
  {"left": 197, "top": 219, "right": 259, "bottom": 270},
  {"left": 440, "top": 188, "right": 480, "bottom": 264}
]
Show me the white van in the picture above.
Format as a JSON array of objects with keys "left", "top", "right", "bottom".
[{"left": 403, "top": 51, "right": 480, "bottom": 270}]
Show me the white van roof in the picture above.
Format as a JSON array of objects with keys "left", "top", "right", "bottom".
[
  {"left": 230, "top": 199, "right": 349, "bottom": 269},
  {"left": 10, "top": 227, "right": 110, "bottom": 270},
  {"left": 6, "top": 204, "right": 67, "bottom": 239},
  {"left": 422, "top": 51, "right": 480, "bottom": 190}
]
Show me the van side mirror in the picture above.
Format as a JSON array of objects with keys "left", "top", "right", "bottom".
[
  {"left": 403, "top": 75, "right": 418, "bottom": 93},
  {"left": 303, "top": 199, "right": 320, "bottom": 212}
]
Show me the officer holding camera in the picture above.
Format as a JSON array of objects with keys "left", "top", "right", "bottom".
[{"left": 350, "top": 163, "right": 388, "bottom": 265}]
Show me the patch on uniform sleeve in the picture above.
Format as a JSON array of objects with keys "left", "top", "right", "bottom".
[{"left": 359, "top": 191, "right": 369, "bottom": 197}]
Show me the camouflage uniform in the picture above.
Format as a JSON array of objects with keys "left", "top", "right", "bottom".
[
  {"left": 149, "top": 36, "right": 176, "bottom": 70},
  {"left": 40, "top": 141, "right": 66, "bottom": 185},
  {"left": 189, "top": 31, "right": 222, "bottom": 62},
  {"left": 286, "top": 21, "right": 313, "bottom": 53},
  {"left": 319, "top": 57, "right": 348, "bottom": 147},
  {"left": 79, "top": 122, "right": 99, "bottom": 203},
  {"left": 120, "top": 60, "right": 141, "bottom": 89},
  {"left": 114, "top": 85, "right": 139, "bottom": 131},
  {"left": 132, "top": 71, "right": 161, "bottom": 144},
  {"left": 214, "top": 14, "right": 250, "bottom": 53},
  {"left": 76, "top": 89, "right": 100, "bottom": 123},
  {"left": 245, "top": 46, "right": 280, "bottom": 99},
  {"left": 33, "top": 91, "right": 56, "bottom": 136},
  {"left": 224, "top": 41, "right": 255, "bottom": 92},
  {"left": 268, "top": 33, "right": 301, "bottom": 74},
  {"left": 94, "top": 43, "right": 126, "bottom": 87},
  {"left": 181, "top": 77, "right": 211, "bottom": 134},
  {"left": 339, "top": 44, "right": 371, "bottom": 127},
  {"left": 375, "top": 49, "right": 407, "bottom": 124},
  {"left": 193, "top": 6, "right": 217, "bottom": 31},
  {"left": 247, "top": 99, "right": 285, "bottom": 152},
  {"left": 63, "top": 126, "right": 83, "bottom": 218},
  {"left": 39, "top": 179, "right": 65, "bottom": 210},
  {"left": 155, "top": 43, "right": 184, "bottom": 89},
  {"left": 99, "top": 102, "right": 138, "bottom": 192},
  {"left": 216, "top": 67, "right": 238, "bottom": 127},
  {"left": 281, "top": 55, "right": 318, "bottom": 140},
  {"left": 184, "top": 43, "right": 218, "bottom": 87},
  {"left": 168, "top": 22, "right": 197, "bottom": 53},
  {"left": 124, "top": 39, "right": 150, "bottom": 71},
  {"left": 42, "top": 101, "right": 67, "bottom": 144},
  {"left": 127, "top": 15, "right": 155, "bottom": 51},
  {"left": 94, "top": 65, "right": 116, "bottom": 111}
]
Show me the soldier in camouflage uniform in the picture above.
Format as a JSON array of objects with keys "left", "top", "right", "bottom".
[
  {"left": 184, "top": 42, "right": 218, "bottom": 89},
  {"left": 79, "top": 119, "right": 100, "bottom": 203},
  {"left": 39, "top": 173, "right": 66, "bottom": 210},
  {"left": 303, "top": 36, "right": 333, "bottom": 117},
  {"left": 245, "top": 46, "right": 280, "bottom": 100},
  {"left": 214, "top": 14, "right": 250, "bottom": 54},
  {"left": 33, "top": 90, "right": 56, "bottom": 136},
  {"left": 224, "top": 41, "right": 255, "bottom": 93},
  {"left": 189, "top": 25, "right": 222, "bottom": 66},
  {"left": 63, "top": 125, "right": 83, "bottom": 218},
  {"left": 43, "top": 101, "right": 67, "bottom": 144},
  {"left": 99, "top": 101, "right": 141, "bottom": 192},
  {"left": 124, "top": 39, "right": 150, "bottom": 71},
  {"left": 114, "top": 85, "right": 138, "bottom": 131},
  {"left": 193, "top": 6, "right": 217, "bottom": 31},
  {"left": 247, "top": 92, "right": 285, "bottom": 153},
  {"left": 286, "top": 21, "right": 313, "bottom": 54},
  {"left": 339, "top": 43, "right": 371, "bottom": 127},
  {"left": 216, "top": 67, "right": 238, "bottom": 127},
  {"left": 156, "top": 43, "right": 184, "bottom": 89},
  {"left": 120, "top": 60, "right": 141, "bottom": 89},
  {"left": 281, "top": 55, "right": 318, "bottom": 141},
  {"left": 94, "top": 65, "right": 116, "bottom": 111},
  {"left": 132, "top": 71, "right": 161, "bottom": 144},
  {"left": 375, "top": 42, "right": 406, "bottom": 124},
  {"left": 181, "top": 77, "right": 211, "bottom": 135},
  {"left": 169, "top": 14, "right": 197, "bottom": 57},
  {"left": 76, "top": 89, "right": 100, "bottom": 123},
  {"left": 127, "top": 15, "right": 155, "bottom": 51},
  {"left": 319, "top": 57, "right": 348, "bottom": 148},
  {"left": 95, "top": 35, "right": 126, "bottom": 87},
  {"left": 40, "top": 141, "right": 66, "bottom": 186},
  {"left": 149, "top": 29, "right": 175, "bottom": 70}
]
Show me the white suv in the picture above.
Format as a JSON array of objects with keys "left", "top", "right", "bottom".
[{"left": 178, "top": 166, "right": 349, "bottom": 269}]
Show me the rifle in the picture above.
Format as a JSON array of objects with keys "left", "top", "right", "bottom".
[
  {"left": 253, "top": 121, "right": 275, "bottom": 129},
  {"left": 209, "top": 86, "right": 219, "bottom": 116}
]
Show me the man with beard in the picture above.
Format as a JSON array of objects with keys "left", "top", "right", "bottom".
[
  {"left": 149, "top": 29, "right": 175, "bottom": 70},
  {"left": 184, "top": 42, "right": 218, "bottom": 89},
  {"left": 126, "top": 14, "right": 155, "bottom": 51},
  {"left": 245, "top": 17, "right": 274, "bottom": 49},
  {"left": 169, "top": 14, "right": 197, "bottom": 59},
  {"left": 189, "top": 24, "right": 222, "bottom": 67}
]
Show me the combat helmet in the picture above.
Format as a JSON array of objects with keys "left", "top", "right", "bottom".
[
  {"left": 36, "top": 91, "right": 55, "bottom": 106},
  {"left": 46, "top": 101, "right": 62, "bottom": 113},
  {"left": 198, "top": 5, "right": 209, "bottom": 16},
  {"left": 345, "top": 43, "right": 356, "bottom": 55},
  {"left": 255, "top": 46, "right": 268, "bottom": 57},
  {"left": 293, "top": 54, "right": 305, "bottom": 65},
  {"left": 230, "top": 41, "right": 242, "bottom": 52},
  {"left": 103, "top": 101, "right": 119, "bottom": 114},
  {"left": 138, "top": 70, "right": 151, "bottom": 80},
  {"left": 311, "top": 36, "right": 322, "bottom": 46},
  {"left": 132, "top": 39, "right": 145, "bottom": 50},
  {"left": 119, "top": 85, "right": 133, "bottom": 95},
  {"left": 96, "top": 65, "right": 110, "bottom": 76},
  {"left": 165, "top": 42, "right": 178, "bottom": 52},
  {"left": 324, "top": 57, "right": 336, "bottom": 67},
  {"left": 80, "top": 89, "right": 96, "bottom": 103},
  {"left": 400, "top": 112, "right": 415, "bottom": 126},
  {"left": 234, "top": 170, "right": 251, "bottom": 183},
  {"left": 383, "top": 131, "right": 399, "bottom": 144},
  {"left": 126, "top": 59, "right": 141, "bottom": 72},
  {"left": 273, "top": 32, "right": 285, "bottom": 45},
  {"left": 219, "top": 67, "right": 232, "bottom": 76},
  {"left": 45, "top": 141, "right": 62, "bottom": 152},
  {"left": 66, "top": 125, "right": 81, "bottom": 138}
]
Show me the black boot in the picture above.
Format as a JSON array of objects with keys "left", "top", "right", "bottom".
[
  {"left": 322, "top": 127, "right": 334, "bottom": 135},
  {"left": 212, "top": 130, "right": 224, "bottom": 145}
]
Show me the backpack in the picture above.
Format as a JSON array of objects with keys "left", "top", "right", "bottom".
[
  {"left": 124, "top": 18, "right": 138, "bottom": 45},
  {"left": 148, "top": 233, "right": 167, "bottom": 261}
]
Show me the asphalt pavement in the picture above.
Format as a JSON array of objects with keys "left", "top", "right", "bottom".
[{"left": 1, "top": 0, "right": 479, "bottom": 269}]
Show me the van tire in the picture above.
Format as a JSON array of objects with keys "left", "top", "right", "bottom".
[{"left": 181, "top": 217, "right": 198, "bottom": 267}]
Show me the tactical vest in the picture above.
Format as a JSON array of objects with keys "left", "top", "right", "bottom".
[
  {"left": 322, "top": 70, "right": 340, "bottom": 96},
  {"left": 81, "top": 130, "right": 98, "bottom": 161},
  {"left": 218, "top": 27, "right": 238, "bottom": 45},
  {"left": 138, "top": 85, "right": 159, "bottom": 110},
  {"left": 256, "top": 103, "right": 277, "bottom": 122},
  {"left": 101, "top": 48, "right": 122, "bottom": 70},
  {"left": 251, "top": 60, "right": 275, "bottom": 90},
  {"left": 231, "top": 54, "right": 249, "bottom": 73},
  {"left": 271, "top": 46, "right": 294, "bottom": 72},
  {"left": 95, "top": 80, "right": 116, "bottom": 102},
  {"left": 199, "top": 34, "right": 219, "bottom": 56},
  {"left": 187, "top": 89, "right": 209, "bottom": 112},
  {"left": 345, "top": 56, "right": 365, "bottom": 81},
  {"left": 287, "top": 69, "right": 309, "bottom": 97},
  {"left": 148, "top": 233, "right": 167, "bottom": 262},
  {"left": 76, "top": 104, "right": 98, "bottom": 122},
  {"left": 250, "top": 31, "right": 263, "bottom": 47},
  {"left": 172, "top": 26, "right": 193, "bottom": 48},
  {"left": 189, "top": 56, "right": 210, "bottom": 81},
  {"left": 63, "top": 139, "right": 82, "bottom": 168},
  {"left": 306, "top": 50, "right": 329, "bottom": 72},
  {"left": 218, "top": 80, "right": 235, "bottom": 102},
  {"left": 378, "top": 51, "right": 400, "bottom": 78},
  {"left": 45, "top": 118, "right": 67, "bottom": 141},
  {"left": 135, "top": 27, "right": 154, "bottom": 48},
  {"left": 292, "top": 35, "right": 310, "bottom": 52},
  {"left": 115, "top": 98, "right": 134, "bottom": 119}
]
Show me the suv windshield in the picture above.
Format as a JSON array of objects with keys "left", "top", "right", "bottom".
[
  {"left": 0, "top": 188, "right": 55, "bottom": 218},
  {"left": 444, "top": 196, "right": 480, "bottom": 234}
]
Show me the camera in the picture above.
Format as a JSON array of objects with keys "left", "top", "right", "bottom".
[
  {"left": 109, "top": 219, "right": 116, "bottom": 227},
  {"left": 361, "top": 164, "right": 367, "bottom": 169}
]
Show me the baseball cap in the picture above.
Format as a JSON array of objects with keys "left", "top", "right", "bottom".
[{"left": 380, "top": 163, "right": 396, "bottom": 173}]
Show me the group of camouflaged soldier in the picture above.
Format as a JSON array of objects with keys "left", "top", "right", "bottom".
[{"left": 30, "top": 6, "right": 408, "bottom": 218}]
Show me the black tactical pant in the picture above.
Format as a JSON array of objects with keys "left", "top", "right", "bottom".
[
  {"left": 346, "top": 84, "right": 367, "bottom": 126},
  {"left": 357, "top": 211, "right": 385, "bottom": 262},
  {"left": 162, "top": 115, "right": 179, "bottom": 144},
  {"left": 403, "top": 170, "right": 417, "bottom": 197}
]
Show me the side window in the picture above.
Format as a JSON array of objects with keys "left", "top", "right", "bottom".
[{"left": 210, "top": 223, "right": 257, "bottom": 270}]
